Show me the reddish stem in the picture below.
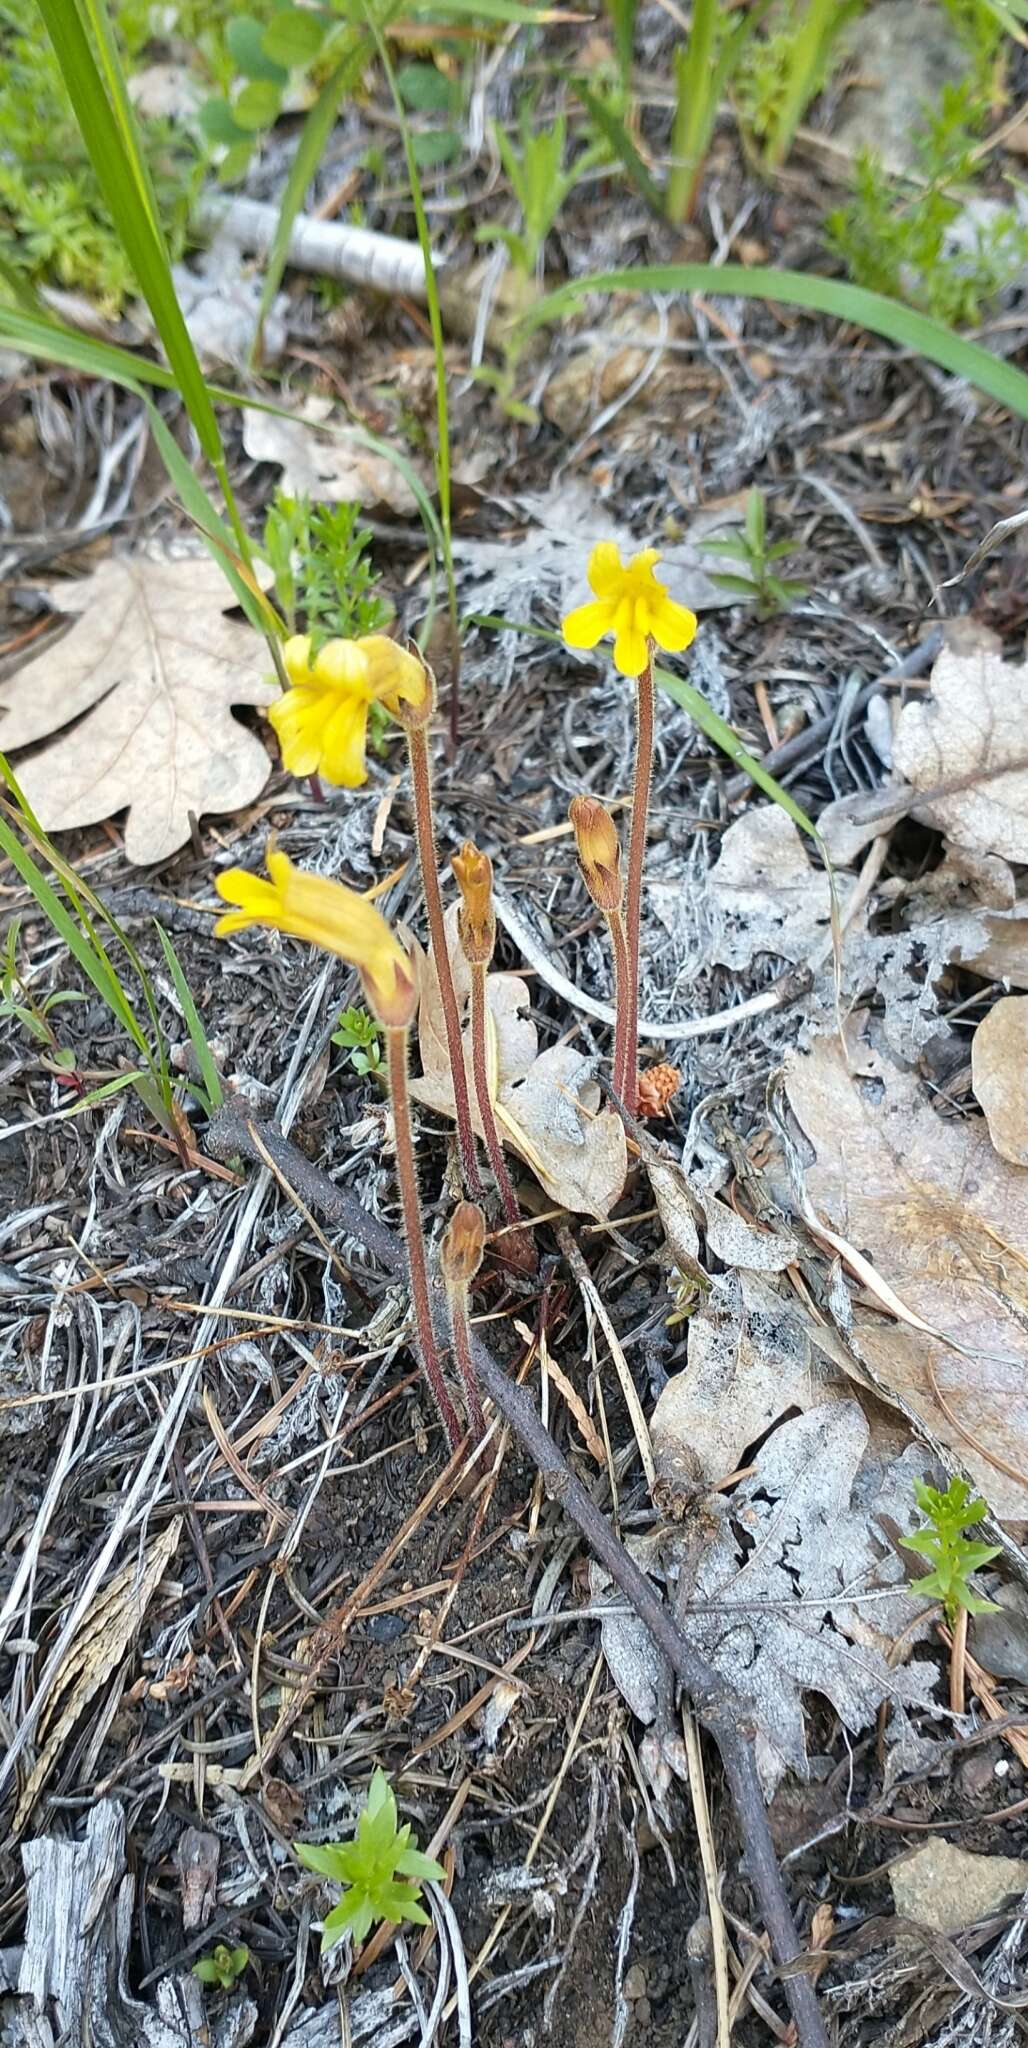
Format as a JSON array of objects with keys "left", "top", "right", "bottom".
[
  {"left": 623, "top": 649, "right": 654, "bottom": 1116},
  {"left": 445, "top": 1278, "right": 485, "bottom": 1443},
  {"left": 469, "top": 964, "right": 521, "bottom": 1230},
  {"left": 606, "top": 906, "right": 633, "bottom": 1107},
  {"left": 386, "top": 1025, "right": 462, "bottom": 1451},
  {"left": 406, "top": 725, "right": 483, "bottom": 1195}
]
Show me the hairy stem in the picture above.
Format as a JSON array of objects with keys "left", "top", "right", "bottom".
[
  {"left": 623, "top": 649, "right": 654, "bottom": 1116},
  {"left": 469, "top": 963, "right": 521, "bottom": 1228},
  {"left": 444, "top": 1276, "right": 485, "bottom": 1442},
  {"left": 406, "top": 724, "right": 482, "bottom": 1194},
  {"left": 605, "top": 905, "right": 634, "bottom": 1107},
  {"left": 207, "top": 1092, "right": 828, "bottom": 2048},
  {"left": 386, "top": 1025, "right": 462, "bottom": 1450}
]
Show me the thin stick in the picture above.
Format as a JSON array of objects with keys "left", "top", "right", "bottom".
[
  {"left": 386, "top": 1025, "right": 462, "bottom": 1450},
  {"left": 210, "top": 1098, "right": 828, "bottom": 2048},
  {"left": 606, "top": 906, "right": 633, "bottom": 1105},
  {"left": 623, "top": 647, "right": 654, "bottom": 1115},
  {"left": 406, "top": 724, "right": 482, "bottom": 1194},
  {"left": 469, "top": 963, "right": 521, "bottom": 1228}
]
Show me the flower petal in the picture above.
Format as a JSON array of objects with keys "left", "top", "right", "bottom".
[
  {"left": 313, "top": 638, "right": 371, "bottom": 690},
  {"left": 562, "top": 598, "right": 615, "bottom": 651},
  {"left": 268, "top": 688, "right": 331, "bottom": 779},
  {"left": 611, "top": 619, "right": 649, "bottom": 677},
  {"left": 650, "top": 596, "right": 698, "bottom": 655},
  {"left": 586, "top": 541, "right": 626, "bottom": 598},
  {"left": 319, "top": 695, "right": 370, "bottom": 788},
  {"left": 627, "top": 547, "right": 661, "bottom": 576}
]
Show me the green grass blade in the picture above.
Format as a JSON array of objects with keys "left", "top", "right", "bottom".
[
  {"left": 0, "top": 808, "right": 147, "bottom": 1053},
  {"left": 253, "top": 2, "right": 405, "bottom": 351},
  {"left": 368, "top": 9, "right": 460, "bottom": 732},
  {"left": 652, "top": 663, "right": 816, "bottom": 839},
  {"left": 155, "top": 924, "right": 223, "bottom": 1111},
  {"left": 75, "top": 0, "right": 164, "bottom": 242},
  {"left": 466, "top": 612, "right": 818, "bottom": 840},
  {"left": 36, "top": 0, "right": 248, "bottom": 558},
  {"left": 522, "top": 262, "right": 1028, "bottom": 420},
  {"left": 667, "top": 0, "right": 717, "bottom": 223},
  {"left": 575, "top": 82, "right": 663, "bottom": 215}
]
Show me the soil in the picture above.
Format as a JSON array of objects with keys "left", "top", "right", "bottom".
[{"left": 3, "top": 12, "right": 1028, "bottom": 2045}]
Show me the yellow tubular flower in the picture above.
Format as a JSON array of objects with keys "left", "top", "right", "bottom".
[
  {"left": 451, "top": 840, "right": 495, "bottom": 965},
  {"left": 214, "top": 841, "right": 416, "bottom": 1027},
  {"left": 562, "top": 542, "right": 698, "bottom": 679},
  {"left": 268, "top": 634, "right": 431, "bottom": 788}
]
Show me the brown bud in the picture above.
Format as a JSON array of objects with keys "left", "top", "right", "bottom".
[
  {"left": 441, "top": 1202, "right": 486, "bottom": 1288},
  {"left": 451, "top": 840, "right": 496, "bottom": 965},
  {"left": 569, "top": 796, "right": 622, "bottom": 912}
]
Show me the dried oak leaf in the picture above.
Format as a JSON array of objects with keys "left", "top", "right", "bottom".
[
  {"left": 601, "top": 1403, "right": 935, "bottom": 1796},
  {"left": 242, "top": 397, "right": 419, "bottom": 515},
  {"left": 0, "top": 553, "right": 277, "bottom": 865},
  {"left": 409, "top": 904, "right": 626, "bottom": 1219},
  {"left": 892, "top": 620, "right": 1028, "bottom": 862},
  {"left": 971, "top": 995, "right": 1028, "bottom": 1166},
  {"left": 785, "top": 1025, "right": 1028, "bottom": 1519}
]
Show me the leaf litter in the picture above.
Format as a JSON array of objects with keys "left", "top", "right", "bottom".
[{"left": 0, "top": 552, "right": 278, "bottom": 864}]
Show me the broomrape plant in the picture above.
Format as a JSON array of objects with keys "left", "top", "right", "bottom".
[
  {"left": 214, "top": 546, "right": 698, "bottom": 1442},
  {"left": 562, "top": 545, "right": 697, "bottom": 1114}
]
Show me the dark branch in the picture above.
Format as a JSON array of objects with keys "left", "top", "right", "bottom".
[{"left": 212, "top": 1099, "right": 827, "bottom": 2048}]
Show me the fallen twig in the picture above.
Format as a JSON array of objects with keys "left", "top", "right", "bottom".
[{"left": 209, "top": 1095, "right": 828, "bottom": 2048}]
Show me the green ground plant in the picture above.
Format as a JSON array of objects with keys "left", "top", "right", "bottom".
[
  {"left": 901, "top": 1476, "right": 1001, "bottom": 1626},
  {"left": 736, "top": 0, "right": 863, "bottom": 169},
  {"left": 295, "top": 1769, "right": 444, "bottom": 1953},
  {"left": 331, "top": 1002, "right": 384, "bottom": 1074},
  {"left": 699, "top": 488, "right": 807, "bottom": 618},
  {"left": 827, "top": 76, "right": 1028, "bottom": 324},
  {"left": 261, "top": 493, "right": 392, "bottom": 646},
  {"left": 193, "top": 1943, "right": 250, "bottom": 1990}
]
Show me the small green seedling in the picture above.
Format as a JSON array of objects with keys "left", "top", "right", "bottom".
[
  {"left": 295, "top": 1768, "right": 445, "bottom": 1952},
  {"left": 901, "top": 1475, "right": 1001, "bottom": 1627},
  {"left": 261, "top": 494, "right": 392, "bottom": 647},
  {"left": 699, "top": 488, "right": 806, "bottom": 619},
  {"left": 331, "top": 1003, "right": 384, "bottom": 1076},
  {"left": 192, "top": 1942, "right": 249, "bottom": 1990},
  {"left": 0, "top": 915, "right": 86, "bottom": 1083}
]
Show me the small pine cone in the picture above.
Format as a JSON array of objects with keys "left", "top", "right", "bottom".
[{"left": 636, "top": 1063, "right": 681, "bottom": 1119}]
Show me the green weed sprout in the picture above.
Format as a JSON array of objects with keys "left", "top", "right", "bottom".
[
  {"left": 261, "top": 495, "right": 392, "bottom": 647},
  {"left": 295, "top": 1769, "right": 445, "bottom": 1952},
  {"left": 901, "top": 1476, "right": 1001, "bottom": 1627},
  {"left": 699, "top": 488, "right": 806, "bottom": 619},
  {"left": 193, "top": 1942, "right": 249, "bottom": 1990},
  {"left": 331, "top": 1003, "right": 384, "bottom": 1076}
]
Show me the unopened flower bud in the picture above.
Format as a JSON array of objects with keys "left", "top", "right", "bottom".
[
  {"left": 451, "top": 840, "right": 496, "bottom": 965},
  {"left": 569, "top": 796, "right": 622, "bottom": 912},
  {"left": 442, "top": 1202, "right": 486, "bottom": 1288}
]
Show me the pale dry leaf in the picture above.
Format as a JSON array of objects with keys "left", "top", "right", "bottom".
[
  {"left": 14, "top": 1517, "right": 181, "bottom": 1833},
  {"left": 242, "top": 397, "right": 419, "bottom": 515},
  {"left": 603, "top": 1405, "right": 934, "bottom": 1795},
  {"left": 648, "top": 1150, "right": 798, "bottom": 1281},
  {"left": 971, "top": 995, "right": 1028, "bottom": 1165},
  {"left": 892, "top": 620, "right": 1028, "bottom": 861},
  {"left": 0, "top": 554, "right": 277, "bottom": 865},
  {"left": 652, "top": 1269, "right": 831, "bottom": 1492},
  {"left": 705, "top": 805, "right": 834, "bottom": 968},
  {"left": 785, "top": 1025, "right": 1028, "bottom": 1519},
  {"left": 409, "top": 904, "right": 626, "bottom": 1218}
]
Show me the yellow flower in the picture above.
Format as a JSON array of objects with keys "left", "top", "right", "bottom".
[
  {"left": 562, "top": 542, "right": 697, "bottom": 678},
  {"left": 268, "top": 634, "right": 430, "bottom": 788},
  {"left": 214, "top": 840, "right": 416, "bottom": 1027}
]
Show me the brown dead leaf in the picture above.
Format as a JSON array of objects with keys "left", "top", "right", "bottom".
[
  {"left": 785, "top": 1024, "right": 1028, "bottom": 1520},
  {"left": 705, "top": 805, "right": 833, "bottom": 968},
  {"left": 892, "top": 621, "right": 1028, "bottom": 862},
  {"left": 971, "top": 996, "right": 1028, "bottom": 1165},
  {"left": 0, "top": 554, "right": 277, "bottom": 865},
  {"left": 242, "top": 397, "right": 420, "bottom": 515},
  {"left": 410, "top": 904, "right": 626, "bottom": 1218}
]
